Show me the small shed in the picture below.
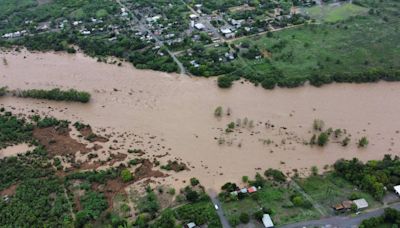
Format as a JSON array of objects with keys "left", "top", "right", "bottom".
[
  {"left": 394, "top": 185, "right": 400, "bottom": 195},
  {"left": 353, "top": 198, "right": 368, "bottom": 210},
  {"left": 248, "top": 186, "right": 257, "bottom": 193},
  {"left": 262, "top": 214, "right": 274, "bottom": 228}
]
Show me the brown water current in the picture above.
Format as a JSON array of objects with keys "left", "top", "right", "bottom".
[{"left": 1, "top": 50, "right": 400, "bottom": 190}]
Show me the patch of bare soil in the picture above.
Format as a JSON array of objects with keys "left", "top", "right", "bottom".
[
  {"left": 134, "top": 159, "right": 168, "bottom": 181},
  {"left": 0, "top": 183, "right": 18, "bottom": 196},
  {"left": 33, "top": 127, "right": 90, "bottom": 157}
]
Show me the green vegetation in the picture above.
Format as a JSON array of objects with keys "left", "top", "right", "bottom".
[
  {"left": 317, "top": 132, "right": 329, "bottom": 146},
  {"left": 305, "top": 3, "right": 369, "bottom": 22},
  {"left": 175, "top": 200, "right": 222, "bottom": 227},
  {"left": 220, "top": 173, "right": 319, "bottom": 226},
  {"left": 17, "top": 88, "right": 91, "bottom": 103},
  {"left": 0, "top": 86, "right": 7, "bottom": 96},
  {"left": 334, "top": 155, "right": 400, "bottom": 200},
  {"left": 120, "top": 169, "right": 133, "bottom": 182},
  {"left": 296, "top": 172, "right": 380, "bottom": 213},
  {"left": 358, "top": 136, "right": 369, "bottom": 148},
  {"left": 0, "top": 111, "right": 33, "bottom": 149},
  {"left": 208, "top": 0, "right": 400, "bottom": 89},
  {"left": 214, "top": 106, "right": 223, "bottom": 117},
  {"left": 360, "top": 208, "right": 400, "bottom": 228},
  {"left": 76, "top": 191, "right": 108, "bottom": 226}
]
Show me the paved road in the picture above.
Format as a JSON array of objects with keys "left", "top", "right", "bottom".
[
  {"left": 280, "top": 202, "right": 400, "bottom": 228},
  {"left": 208, "top": 190, "right": 232, "bottom": 228},
  {"left": 115, "top": 0, "right": 186, "bottom": 75}
]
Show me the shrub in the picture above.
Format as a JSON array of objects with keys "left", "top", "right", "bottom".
[
  {"left": 190, "top": 177, "right": 200, "bottom": 186},
  {"left": 261, "top": 78, "right": 276, "bottom": 89},
  {"left": 218, "top": 75, "right": 234, "bottom": 88},
  {"left": 239, "top": 212, "right": 250, "bottom": 224},
  {"left": 120, "top": 169, "right": 133, "bottom": 182},
  {"left": 214, "top": 106, "right": 223, "bottom": 117},
  {"left": 358, "top": 137, "right": 369, "bottom": 148},
  {"left": 0, "top": 87, "right": 7, "bottom": 96},
  {"left": 264, "top": 168, "right": 286, "bottom": 182},
  {"left": 313, "top": 119, "right": 325, "bottom": 131},
  {"left": 317, "top": 132, "right": 329, "bottom": 146},
  {"left": 242, "top": 176, "right": 249, "bottom": 183}
]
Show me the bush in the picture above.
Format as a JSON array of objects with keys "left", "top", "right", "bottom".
[
  {"left": 0, "top": 86, "right": 7, "bottom": 96},
  {"left": 261, "top": 78, "right": 276, "bottom": 89},
  {"left": 264, "top": 168, "right": 286, "bottom": 182},
  {"left": 190, "top": 177, "right": 200, "bottom": 186},
  {"left": 214, "top": 106, "right": 223, "bottom": 117},
  {"left": 317, "top": 132, "right": 329, "bottom": 146},
  {"left": 239, "top": 212, "right": 250, "bottom": 224},
  {"left": 217, "top": 75, "right": 234, "bottom": 88},
  {"left": 358, "top": 137, "right": 369, "bottom": 148},
  {"left": 120, "top": 169, "right": 133, "bottom": 182}
]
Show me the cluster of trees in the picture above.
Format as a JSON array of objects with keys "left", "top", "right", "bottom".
[
  {"left": 333, "top": 155, "right": 400, "bottom": 199},
  {"left": 360, "top": 208, "right": 400, "bottom": 227},
  {"left": 0, "top": 147, "right": 72, "bottom": 227},
  {"left": 0, "top": 110, "right": 34, "bottom": 148},
  {"left": 17, "top": 88, "right": 91, "bottom": 103}
]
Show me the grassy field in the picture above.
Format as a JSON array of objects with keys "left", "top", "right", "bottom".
[
  {"left": 296, "top": 173, "right": 381, "bottom": 214},
  {"left": 221, "top": 183, "right": 320, "bottom": 226},
  {"left": 235, "top": 7, "right": 400, "bottom": 81},
  {"left": 304, "top": 3, "right": 369, "bottom": 22}
]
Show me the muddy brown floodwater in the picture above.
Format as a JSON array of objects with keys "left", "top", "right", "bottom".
[{"left": 1, "top": 50, "right": 400, "bottom": 190}]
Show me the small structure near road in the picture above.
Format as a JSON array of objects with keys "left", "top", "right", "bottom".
[
  {"left": 394, "top": 185, "right": 400, "bottom": 196},
  {"left": 353, "top": 198, "right": 368, "bottom": 210},
  {"left": 333, "top": 200, "right": 353, "bottom": 212},
  {"left": 262, "top": 214, "right": 274, "bottom": 228},
  {"left": 184, "top": 222, "right": 197, "bottom": 228}
]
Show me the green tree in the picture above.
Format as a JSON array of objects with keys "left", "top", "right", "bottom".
[{"left": 317, "top": 132, "right": 329, "bottom": 146}]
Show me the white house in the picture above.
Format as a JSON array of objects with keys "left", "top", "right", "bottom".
[
  {"left": 194, "top": 23, "right": 205, "bottom": 30},
  {"left": 353, "top": 198, "right": 368, "bottom": 210},
  {"left": 262, "top": 214, "right": 274, "bottom": 228}
]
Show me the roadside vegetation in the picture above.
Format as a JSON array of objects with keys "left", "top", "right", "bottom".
[{"left": 360, "top": 208, "right": 400, "bottom": 227}]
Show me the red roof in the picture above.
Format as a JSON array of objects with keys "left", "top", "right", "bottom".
[{"left": 247, "top": 186, "right": 257, "bottom": 193}]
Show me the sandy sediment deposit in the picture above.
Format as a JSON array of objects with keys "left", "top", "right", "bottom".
[{"left": 2, "top": 50, "right": 400, "bottom": 190}]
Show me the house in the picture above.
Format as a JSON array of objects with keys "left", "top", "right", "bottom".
[
  {"left": 184, "top": 222, "right": 196, "bottom": 228},
  {"left": 189, "top": 14, "right": 198, "bottom": 20},
  {"left": 248, "top": 186, "right": 257, "bottom": 193},
  {"left": 353, "top": 198, "right": 368, "bottom": 210},
  {"left": 262, "top": 214, "right": 274, "bottom": 228},
  {"left": 194, "top": 23, "right": 205, "bottom": 30},
  {"left": 394, "top": 185, "right": 400, "bottom": 196},
  {"left": 239, "top": 188, "right": 248, "bottom": 193},
  {"left": 220, "top": 28, "right": 232, "bottom": 34},
  {"left": 146, "top": 15, "right": 161, "bottom": 23}
]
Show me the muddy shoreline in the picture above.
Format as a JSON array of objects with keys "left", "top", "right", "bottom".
[{"left": 2, "top": 50, "right": 400, "bottom": 190}]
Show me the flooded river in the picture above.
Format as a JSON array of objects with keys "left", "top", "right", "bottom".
[{"left": 1, "top": 50, "right": 400, "bottom": 190}]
